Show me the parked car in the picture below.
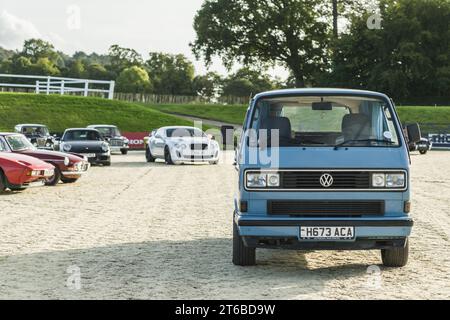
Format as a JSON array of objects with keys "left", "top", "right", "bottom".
[
  {"left": 0, "top": 140, "right": 55, "bottom": 192},
  {"left": 87, "top": 125, "right": 129, "bottom": 154},
  {"left": 146, "top": 126, "right": 220, "bottom": 165},
  {"left": 0, "top": 133, "right": 90, "bottom": 185},
  {"left": 409, "top": 138, "right": 432, "bottom": 154},
  {"left": 56, "top": 128, "right": 111, "bottom": 166},
  {"left": 234, "top": 88, "right": 418, "bottom": 268},
  {"left": 14, "top": 124, "right": 55, "bottom": 150}
]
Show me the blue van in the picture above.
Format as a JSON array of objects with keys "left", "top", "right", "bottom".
[{"left": 234, "top": 89, "right": 419, "bottom": 267}]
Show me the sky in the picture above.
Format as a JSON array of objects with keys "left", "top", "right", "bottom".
[{"left": 0, "top": 0, "right": 289, "bottom": 78}]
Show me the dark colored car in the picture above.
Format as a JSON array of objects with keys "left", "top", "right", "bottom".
[
  {"left": 14, "top": 124, "right": 55, "bottom": 150},
  {"left": 87, "top": 125, "right": 129, "bottom": 155},
  {"left": 409, "top": 138, "right": 432, "bottom": 154},
  {"left": 0, "top": 133, "right": 90, "bottom": 185},
  {"left": 0, "top": 140, "right": 55, "bottom": 192},
  {"left": 56, "top": 128, "right": 111, "bottom": 166}
]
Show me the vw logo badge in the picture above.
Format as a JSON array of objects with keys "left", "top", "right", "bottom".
[{"left": 320, "top": 173, "right": 334, "bottom": 188}]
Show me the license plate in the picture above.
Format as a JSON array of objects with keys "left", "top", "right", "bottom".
[
  {"left": 86, "top": 153, "right": 96, "bottom": 158},
  {"left": 192, "top": 150, "right": 203, "bottom": 156},
  {"left": 28, "top": 180, "right": 45, "bottom": 188},
  {"left": 300, "top": 226, "right": 355, "bottom": 241}
]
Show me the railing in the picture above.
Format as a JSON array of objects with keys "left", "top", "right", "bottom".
[{"left": 0, "top": 74, "right": 115, "bottom": 99}]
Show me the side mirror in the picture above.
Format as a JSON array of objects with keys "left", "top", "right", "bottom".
[{"left": 406, "top": 123, "right": 422, "bottom": 144}]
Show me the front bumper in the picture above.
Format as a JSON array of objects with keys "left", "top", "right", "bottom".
[
  {"left": 110, "top": 146, "right": 129, "bottom": 152},
  {"left": 61, "top": 162, "right": 91, "bottom": 177},
  {"left": 235, "top": 212, "right": 413, "bottom": 250},
  {"left": 172, "top": 149, "right": 220, "bottom": 163}
]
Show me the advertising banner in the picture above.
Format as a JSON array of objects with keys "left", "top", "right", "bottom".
[{"left": 122, "top": 132, "right": 149, "bottom": 150}]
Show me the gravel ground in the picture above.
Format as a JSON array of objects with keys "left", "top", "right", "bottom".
[{"left": 0, "top": 150, "right": 449, "bottom": 300}]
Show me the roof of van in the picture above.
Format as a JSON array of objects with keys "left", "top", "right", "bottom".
[{"left": 254, "top": 88, "right": 389, "bottom": 100}]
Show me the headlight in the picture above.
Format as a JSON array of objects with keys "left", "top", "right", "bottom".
[
  {"left": 386, "top": 173, "right": 405, "bottom": 188},
  {"left": 372, "top": 172, "right": 405, "bottom": 188},
  {"left": 64, "top": 157, "right": 70, "bottom": 166},
  {"left": 124, "top": 138, "right": 129, "bottom": 144},
  {"left": 63, "top": 144, "right": 72, "bottom": 152},
  {"left": 102, "top": 143, "right": 109, "bottom": 152},
  {"left": 175, "top": 143, "right": 187, "bottom": 150},
  {"left": 246, "top": 173, "right": 267, "bottom": 188},
  {"left": 267, "top": 173, "right": 280, "bottom": 187}
]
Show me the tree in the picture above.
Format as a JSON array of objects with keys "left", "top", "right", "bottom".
[
  {"left": 108, "top": 45, "right": 143, "bottom": 74},
  {"left": 146, "top": 52, "right": 195, "bottom": 95},
  {"left": 86, "top": 63, "right": 111, "bottom": 80},
  {"left": 22, "top": 39, "right": 60, "bottom": 64},
  {"left": 116, "top": 66, "right": 152, "bottom": 93},
  {"left": 31, "top": 58, "right": 60, "bottom": 76},
  {"left": 222, "top": 68, "right": 276, "bottom": 97},
  {"left": 191, "top": 0, "right": 331, "bottom": 87},
  {"left": 67, "top": 59, "right": 86, "bottom": 78},
  {"left": 328, "top": 0, "right": 450, "bottom": 99},
  {"left": 193, "top": 72, "right": 222, "bottom": 100}
]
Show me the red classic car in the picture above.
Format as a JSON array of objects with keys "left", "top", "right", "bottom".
[
  {"left": 0, "top": 150, "right": 55, "bottom": 192},
  {"left": 0, "top": 133, "right": 90, "bottom": 185}
]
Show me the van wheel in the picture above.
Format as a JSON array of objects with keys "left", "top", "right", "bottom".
[
  {"left": 121, "top": 149, "right": 128, "bottom": 155},
  {"left": 45, "top": 166, "right": 61, "bottom": 186},
  {"left": 233, "top": 219, "right": 256, "bottom": 266},
  {"left": 164, "top": 147, "right": 174, "bottom": 165},
  {"left": 419, "top": 149, "right": 427, "bottom": 155},
  {"left": 381, "top": 238, "right": 409, "bottom": 267}
]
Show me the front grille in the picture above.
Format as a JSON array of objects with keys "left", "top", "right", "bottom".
[
  {"left": 110, "top": 139, "right": 123, "bottom": 147},
  {"left": 191, "top": 144, "right": 208, "bottom": 150},
  {"left": 281, "top": 171, "right": 371, "bottom": 189},
  {"left": 268, "top": 200, "right": 385, "bottom": 216}
]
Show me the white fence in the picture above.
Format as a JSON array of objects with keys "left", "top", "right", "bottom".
[{"left": 0, "top": 74, "right": 115, "bottom": 99}]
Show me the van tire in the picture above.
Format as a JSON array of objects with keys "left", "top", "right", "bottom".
[
  {"left": 233, "top": 219, "right": 256, "bottom": 266},
  {"left": 381, "top": 238, "right": 409, "bottom": 267}
]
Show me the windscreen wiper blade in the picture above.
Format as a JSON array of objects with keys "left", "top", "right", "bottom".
[{"left": 334, "top": 139, "right": 395, "bottom": 150}]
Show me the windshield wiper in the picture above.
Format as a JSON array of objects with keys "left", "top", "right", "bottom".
[
  {"left": 334, "top": 139, "right": 395, "bottom": 150},
  {"left": 300, "top": 139, "right": 325, "bottom": 145}
]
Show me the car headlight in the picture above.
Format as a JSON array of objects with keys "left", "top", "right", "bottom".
[
  {"left": 267, "top": 173, "right": 280, "bottom": 187},
  {"left": 102, "top": 143, "right": 109, "bottom": 152},
  {"left": 63, "top": 144, "right": 72, "bottom": 152},
  {"left": 64, "top": 157, "right": 70, "bottom": 166},
  {"left": 372, "top": 172, "right": 405, "bottom": 188},
  {"left": 246, "top": 173, "right": 267, "bottom": 188},
  {"left": 175, "top": 143, "right": 187, "bottom": 150},
  {"left": 124, "top": 138, "right": 129, "bottom": 144}
]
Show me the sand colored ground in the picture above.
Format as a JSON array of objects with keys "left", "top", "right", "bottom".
[{"left": 0, "top": 151, "right": 449, "bottom": 299}]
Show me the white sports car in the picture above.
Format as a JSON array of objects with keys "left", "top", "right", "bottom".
[{"left": 146, "top": 126, "right": 220, "bottom": 165}]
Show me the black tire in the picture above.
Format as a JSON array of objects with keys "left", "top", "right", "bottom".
[
  {"left": 381, "top": 238, "right": 409, "bottom": 267},
  {"left": 419, "top": 149, "right": 427, "bottom": 155},
  {"left": 103, "top": 161, "right": 112, "bottom": 167},
  {"left": 164, "top": 147, "right": 174, "bottom": 165},
  {"left": 146, "top": 146, "right": 156, "bottom": 162},
  {"left": 0, "top": 170, "right": 7, "bottom": 192},
  {"left": 233, "top": 219, "right": 256, "bottom": 266},
  {"left": 121, "top": 149, "right": 128, "bottom": 155},
  {"left": 45, "top": 166, "right": 61, "bottom": 186},
  {"left": 60, "top": 177, "right": 79, "bottom": 184}
]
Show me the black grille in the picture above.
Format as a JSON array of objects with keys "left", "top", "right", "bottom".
[
  {"left": 191, "top": 144, "right": 208, "bottom": 150},
  {"left": 281, "top": 171, "right": 371, "bottom": 189},
  {"left": 268, "top": 200, "right": 384, "bottom": 216},
  {"left": 110, "top": 139, "right": 123, "bottom": 147}
]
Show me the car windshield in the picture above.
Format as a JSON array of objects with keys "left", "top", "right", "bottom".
[
  {"left": 249, "top": 95, "right": 400, "bottom": 147},
  {"left": 95, "top": 127, "right": 120, "bottom": 137},
  {"left": 21, "top": 126, "right": 49, "bottom": 136},
  {"left": 6, "top": 135, "right": 36, "bottom": 151},
  {"left": 63, "top": 130, "right": 102, "bottom": 141},
  {"left": 166, "top": 128, "right": 206, "bottom": 138}
]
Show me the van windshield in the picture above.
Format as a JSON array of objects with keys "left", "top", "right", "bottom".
[{"left": 249, "top": 96, "right": 400, "bottom": 147}]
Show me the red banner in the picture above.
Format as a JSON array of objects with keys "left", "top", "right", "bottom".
[{"left": 122, "top": 132, "right": 149, "bottom": 150}]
